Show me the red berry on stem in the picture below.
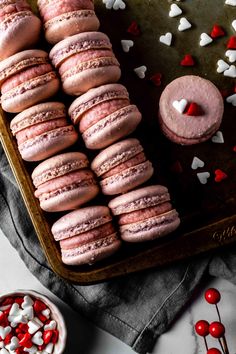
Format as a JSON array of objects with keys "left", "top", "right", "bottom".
[
  {"left": 207, "top": 348, "right": 222, "bottom": 354},
  {"left": 209, "top": 322, "right": 225, "bottom": 338},
  {"left": 205, "top": 288, "right": 221, "bottom": 304},
  {"left": 195, "top": 320, "right": 209, "bottom": 337}
]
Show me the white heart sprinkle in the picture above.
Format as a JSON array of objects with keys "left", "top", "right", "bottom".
[
  {"left": 224, "top": 65, "right": 236, "bottom": 78},
  {"left": 7, "top": 336, "right": 19, "bottom": 351},
  {"left": 134, "top": 65, "right": 147, "bottom": 79},
  {"left": 41, "top": 309, "right": 50, "bottom": 318},
  {"left": 197, "top": 172, "right": 210, "bottom": 184},
  {"left": 9, "top": 303, "right": 20, "bottom": 317},
  {"left": 178, "top": 17, "right": 192, "bottom": 31},
  {"left": 44, "top": 320, "right": 56, "bottom": 331},
  {"left": 169, "top": 4, "right": 182, "bottom": 17},
  {"left": 217, "top": 59, "right": 230, "bottom": 73},
  {"left": 0, "top": 342, "right": 3, "bottom": 349},
  {"left": 225, "top": 0, "right": 236, "bottom": 5},
  {"left": 226, "top": 93, "right": 236, "bottom": 106},
  {"left": 159, "top": 32, "right": 173, "bottom": 46},
  {"left": 0, "top": 326, "right": 11, "bottom": 340},
  {"left": 9, "top": 314, "right": 28, "bottom": 327},
  {"left": 32, "top": 331, "right": 43, "bottom": 346},
  {"left": 232, "top": 20, "right": 236, "bottom": 31},
  {"left": 24, "top": 345, "right": 37, "bottom": 353},
  {"left": 0, "top": 349, "right": 9, "bottom": 354},
  {"left": 121, "top": 39, "right": 134, "bottom": 53},
  {"left": 28, "top": 318, "right": 43, "bottom": 334},
  {"left": 45, "top": 343, "right": 54, "bottom": 354},
  {"left": 22, "top": 296, "right": 34, "bottom": 309},
  {"left": 172, "top": 99, "right": 188, "bottom": 113},
  {"left": 22, "top": 306, "right": 34, "bottom": 320},
  {"left": 211, "top": 131, "right": 224, "bottom": 144},
  {"left": 191, "top": 157, "right": 205, "bottom": 170},
  {"left": 200, "top": 33, "right": 213, "bottom": 47},
  {"left": 103, "top": 0, "right": 126, "bottom": 10},
  {"left": 225, "top": 50, "right": 236, "bottom": 63}
]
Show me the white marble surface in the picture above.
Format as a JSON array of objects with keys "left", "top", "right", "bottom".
[{"left": 0, "top": 230, "right": 236, "bottom": 354}]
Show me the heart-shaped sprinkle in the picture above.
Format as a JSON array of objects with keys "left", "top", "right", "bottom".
[
  {"left": 9, "top": 304, "right": 20, "bottom": 317},
  {"left": 178, "top": 17, "right": 192, "bottom": 31},
  {"left": 0, "top": 349, "right": 9, "bottom": 354},
  {"left": 134, "top": 65, "right": 147, "bottom": 79},
  {"left": 170, "top": 160, "right": 183, "bottom": 174},
  {"left": 102, "top": 0, "right": 126, "bottom": 10},
  {"left": 7, "top": 336, "right": 19, "bottom": 351},
  {"left": 22, "top": 307, "right": 34, "bottom": 320},
  {"left": 232, "top": 20, "right": 236, "bottom": 32},
  {"left": 0, "top": 312, "right": 5, "bottom": 324},
  {"left": 224, "top": 65, "right": 236, "bottom": 78},
  {"left": 9, "top": 315, "right": 28, "bottom": 327},
  {"left": 197, "top": 172, "right": 210, "bottom": 184},
  {"left": 172, "top": 99, "right": 188, "bottom": 113},
  {"left": 159, "top": 32, "right": 172, "bottom": 46},
  {"left": 180, "top": 54, "right": 195, "bottom": 66},
  {"left": 214, "top": 169, "right": 228, "bottom": 182},
  {"left": 233, "top": 145, "right": 236, "bottom": 152},
  {"left": 169, "top": 4, "right": 182, "bottom": 17},
  {"left": 217, "top": 59, "right": 230, "bottom": 73},
  {"left": 121, "top": 39, "right": 134, "bottom": 52},
  {"left": 0, "top": 327, "right": 11, "bottom": 340},
  {"left": 42, "top": 331, "right": 53, "bottom": 345},
  {"left": 225, "top": 50, "right": 236, "bottom": 63},
  {"left": 45, "top": 342, "right": 54, "bottom": 354},
  {"left": 150, "top": 73, "right": 162, "bottom": 86},
  {"left": 33, "top": 301, "right": 46, "bottom": 314},
  {"left": 211, "top": 24, "right": 225, "bottom": 38},
  {"left": 200, "top": 33, "right": 213, "bottom": 46},
  {"left": 185, "top": 102, "right": 203, "bottom": 116},
  {"left": 44, "top": 321, "right": 56, "bottom": 331},
  {"left": 226, "top": 93, "right": 236, "bottom": 106},
  {"left": 227, "top": 36, "right": 236, "bottom": 49},
  {"left": 127, "top": 21, "right": 140, "bottom": 36},
  {"left": 22, "top": 296, "right": 34, "bottom": 310},
  {"left": 191, "top": 157, "right": 205, "bottom": 170},
  {"left": 211, "top": 131, "right": 224, "bottom": 144},
  {"left": 51, "top": 330, "right": 58, "bottom": 344},
  {"left": 41, "top": 309, "right": 50, "bottom": 319},
  {"left": 32, "top": 332, "right": 43, "bottom": 346},
  {"left": 28, "top": 319, "right": 43, "bottom": 335},
  {"left": 0, "top": 342, "right": 3, "bottom": 349},
  {"left": 225, "top": 0, "right": 236, "bottom": 5},
  {"left": 23, "top": 345, "right": 37, "bottom": 353}
]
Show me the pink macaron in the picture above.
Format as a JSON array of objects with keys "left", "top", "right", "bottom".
[
  {"left": 91, "top": 138, "right": 154, "bottom": 195},
  {"left": 49, "top": 32, "right": 121, "bottom": 95},
  {"left": 51, "top": 206, "right": 121, "bottom": 265},
  {"left": 32, "top": 152, "right": 99, "bottom": 212},
  {"left": 38, "top": 0, "right": 100, "bottom": 44},
  {"left": 0, "top": 0, "right": 41, "bottom": 60},
  {"left": 10, "top": 102, "right": 79, "bottom": 161},
  {"left": 159, "top": 75, "right": 224, "bottom": 145},
  {"left": 109, "top": 185, "right": 180, "bottom": 242},
  {"left": 68, "top": 84, "right": 142, "bottom": 149},
  {"left": 0, "top": 49, "right": 60, "bottom": 113}
]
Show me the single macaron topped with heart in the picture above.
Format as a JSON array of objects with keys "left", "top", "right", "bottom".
[
  {"left": 32, "top": 152, "right": 99, "bottom": 212},
  {"left": 51, "top": 206, "right": 121, "bottom": 265},
  {"left": 0, "top": 0, "right": 41, "bottom": 60},
  {"left": 109, "top": 185, "right": 180, "bottom": 242},
  {"left": 37, "top": 0, "right": 100, "bottom": 44},
  {"left": 49, "top": 32, "right": 121, "bottom": 95},
  {"left": 91, "top": 138, "right": 154, "bottom": 195},
  {"left": 69, "top": 83, "right": 142, "bottom": 149},
  {"left": 0, "top": 50, "right": 60, "bottom": 113},
  {"left": 158, "top": 75, "right": 224, "bottom": 145},
  {"left": 10, "top": 102, "right": 79, "bottom": 162}
]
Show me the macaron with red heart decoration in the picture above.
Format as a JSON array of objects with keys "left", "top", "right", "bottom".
[
  {"left": 214, "top": 169, "right": 228, "bottom": 182},
  {"left": 195, "top": 320, "right": 210, "bottom": 337},
  {"left": 205, "top": 288, "right": 221, "bottom": 304},
  {"left": 127, "top": 20, "right": 141, "bottom": 36},
  {"left": 209, "top": 321, "right": 225, "bottom": 338},
  {"left": 227, "top": 36, "right": 236, "bottom": 49},
  {"left": 180, "top": 54, "right": 195, "bottom": 66},
  {"left": 185, "top": 102, "right": 203, "bottom": 116},
  {"left": 211, "top": 24, "right": 225, "bottom": 38}
]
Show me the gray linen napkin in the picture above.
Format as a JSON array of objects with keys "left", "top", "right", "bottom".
[{"left": 1, "top": 145, "right": 236, "bottom": 354}]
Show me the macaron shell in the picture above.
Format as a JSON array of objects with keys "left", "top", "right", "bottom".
[
  {"left": 82, "top": 105, "right": 142, "bottom": 149},
  {"left": 0, "top": 12, "right": 41, "bottom": 60},
  {"left": 19, "top": 125, "right": 78, "bottom": 161},
  {"left": 44, "top": 10, "right": 100, "bottom": 44},
  {"left": 100, "top": 160, "right": 154, "bottom": 195},
  {"left": 120, "top": 210, "right": 180, "bottom": 242}
]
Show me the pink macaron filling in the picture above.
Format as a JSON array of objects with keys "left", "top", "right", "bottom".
[
  {"left": 39, "top": 0, "right": 94, "bottom": 22},
  {"left": 79, "top": 99, "right": 130, "bottom": 133},
  {"left": 1, "top": 63, "right": 53, "bottom": 93},
  {"left": 15, "top": 117, "right": 68, "bottom": 144},
  {"left": 118, "top": 202, "right": 173, "bottom": 225},
  {"left": 102, "top": 152, "right": 146, "bottom": 178},
  {"left": 0, "top": 0, "right": 31, "bottom": 20}
]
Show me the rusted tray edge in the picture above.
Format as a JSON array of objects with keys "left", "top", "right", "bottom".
[{"left": 1, "top": 109, "right": 236, "bottom": 284}]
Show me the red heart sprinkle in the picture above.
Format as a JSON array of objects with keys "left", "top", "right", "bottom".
[
  {"left": 33, "top": 300, "right": 47, "bottom": 313},
  {"left": 43, "top": 330, "right": 53, "bottom": 344},
  {"left": 51, "top": 330, "right": 59, "bottom": 344},
  {"left": 227, "top": 36, "right": 236, "bottom": 49},
  {"left": 15, "top": 348, "right": 24, "bottom": 354},
  {"left": 15, "top": 297, "right": 24, "bottom": 306},
  {"left": 4, "top": 333, "right": 13, "bottom": 345},
  {"left": 170, "top": 161, "right": 183, "bottom": 174},
  {"left": 0, "top": 311, "right": 6, "bottom": 324},
  {"left": 127, "top": 21, "right": 141, "bottom": 36},
  {"left": 150, "top": 73, "right": 162, "bottom": 86},
  {"left": 4, "top": 308, "right": 11, "bottom": 316},
  {"left": 19, "top": 333, "right": 32, "bottom": 347},
  {"left": 17, "top": 333, "right": 24, "bottom": 340},
  {"left": 214, "top": 169, "right": 228, "bottom": 182},
  {"left": 2, "top": 297, "right": 14, "bottom": 306},
  {"left": 38, "top": 344, "right": 46, "bottom": 351},
  {"left": 185, "top": 102, "right": 203, "bottom": 116},
  {"left": 180, "top": 54, "right": 195, "bottom": 66},
  {"left": 220, "top": 89, "right": 231, "bottom": 98},
  {"left": 38, "top": 313, "right": 48, "bottom": 323},
  {"left": 18, "top": 323, "right": 29, "bottom": 333},
  {"left": 233, "top": 145, "right": 236, "bottom": 152},
  {"left": 211, "top": 24, "right": 225, "bottom": 38}
]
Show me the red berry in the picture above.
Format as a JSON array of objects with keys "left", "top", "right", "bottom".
[
  {"left": 195, "top": 320, "right": 209, "bottom": 337},
  {"left": 209, "top": 322, "right": 225, "bottom": 338},
  {"left": 207, "top": 349, "right": 222, "bottom": 354},
  {"left": 205, "top": 288, "right": 221, "bottom": 304}
]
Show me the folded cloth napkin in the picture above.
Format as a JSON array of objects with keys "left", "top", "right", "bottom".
[{"left": 1, "top": 145, "right": 236, "bottom": 354}]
